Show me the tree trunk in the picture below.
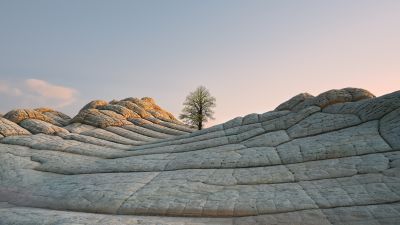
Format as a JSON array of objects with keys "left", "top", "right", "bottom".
[{"left": 198, "top": 104, "right": 203, "bottom": 130}]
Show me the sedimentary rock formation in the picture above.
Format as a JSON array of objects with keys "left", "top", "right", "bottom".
[{"left": 0, "top": 88, "right": 399, "bottom": 225}]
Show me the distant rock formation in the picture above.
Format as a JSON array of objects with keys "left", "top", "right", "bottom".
[
  {"left": 0, "top": 88, "right": 399, "bottom": 225},
  {"left": 275, "top": 87, "right": 375, "bottom": 111}
]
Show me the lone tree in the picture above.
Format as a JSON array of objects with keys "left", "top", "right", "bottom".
[{"left": 179, "top": 86, "right": 216, "bottom": 130}]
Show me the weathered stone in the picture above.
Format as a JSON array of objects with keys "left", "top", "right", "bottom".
[
  {"left": 243, "top": 130, "right": 290, "bottom": 147},
  {"left": 63, "top": 122, "right": 96, "bottom": 133},
  {"left": 323, "top": 90, "right": 400, "bottom": 121},
  {"left": 0, "top": 117, "right": 31, "bottom": 137},
  {"left": 0, "top": 134, "right": 130, "bottom": 158},
  {"left": 71, "top": 109, "right": 132, "bottom": 128},
  {"left": 98, "top": 104, "right": 140, "bottom": 119},
  {"left": 105, "top": 126, "right": 158, "bottom": 142},
  {"left": 123, "top": 124, "right": 174, "bottom": 139},
  {"left": 3, "top": 108, "right": 60, "bottom": 125},
  {"left": 291, "top": 88, "right": 375, "bottom": 111},
  {"left": 277, "top": 121, "right": 391, "bottom": 164},
  {"left": 1, "top": 89, "right": 400, "bottom": 224},
  {"left": 380, "top": 107, "right": 400, "bottom": 149},
  {"left": 146, "top": 117, "right": 195, "bottom": 133},
  {"left": 114, "top": 100, "right": 154, "bottom": 118},
  {"left": 259, "top": 110, "right": 291, "bottom": 123},
  {"left": 275, "top": 93, "right": 314, "bottom": 111},
  {"left": 242, "top": 113, "right": 260, "bottom": 125},
  {"left": 262, "top": 106, "right": 321, "bottom": 132},
  {"left": 19, "top": 119, "right": 69, "bottom": 135},
  {"left": 63, "top": 133, "right": 132, "bottom": 150},
  {"left": 116, "top": 97, "right": 182, "bottom": 123},
  {"left": 80, "top": 128, "right": 143, "bottom": 145},
  {"left": 80, "top": 99, "right": 108, "bottom": 110},
  {"left": 276, "top": 88, "right": 376, "bottom": 113},
  {"left": 344, "top": 87, "right": 376, "bottom": 101},
  {"left": 129, "top": 118, "right": 188, "bottom": 135},
  {"left": 287, "top": 112, "right": 361, "bottom": 138},
  {"left": 35, "top": 107, "right": 71, "bottom": 126},
  {"left": 223, "top": 117, "right": 243, "bottom": 129}
]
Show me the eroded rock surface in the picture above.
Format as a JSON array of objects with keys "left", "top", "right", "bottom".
[
  {"left": 0, "top": 117, "right": 31, "bottom": 137},
  {"left": 0, "top": 89, "right": 399, "bottom": 225},
  {"left": 71, "top": 97, "right": 188, "bottom": 129},
  {"left": 275, "top": 88, "right": 375, "bottom": 111}
]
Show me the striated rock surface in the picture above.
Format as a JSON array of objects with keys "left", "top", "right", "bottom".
[
  {"left": 35, "top": 107, "right": 71, "bottom": 126},
  {"left": 0, "top": 89, "right": 399, "bottom": 225},
  {"left": 3, "top": 108, "right": 69, "bottom": 126},
  {"left": 276, "top": 87, "right": 375, "bottom": 111},
  {"left": 71, "top": 97, "right": 189, "bottom": 130},
  {"left": 0, "top": 117, "right": 31, "bottom": 137}
]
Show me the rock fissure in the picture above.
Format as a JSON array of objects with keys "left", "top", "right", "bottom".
[{"left": 1, "top": 88, "right": 400, "bottom": 224}]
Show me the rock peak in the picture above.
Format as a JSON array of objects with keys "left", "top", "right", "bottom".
[{"left": 275, "top": 87, "right": 375, "bottom": 111}]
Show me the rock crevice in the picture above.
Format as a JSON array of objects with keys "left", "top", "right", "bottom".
[{"left": 1, "top": 88, "right": 399, "bottom": 224}]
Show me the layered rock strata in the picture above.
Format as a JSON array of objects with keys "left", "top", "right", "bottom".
[{"left": 0, "top": 89, "right": 399, "bottom": 225}]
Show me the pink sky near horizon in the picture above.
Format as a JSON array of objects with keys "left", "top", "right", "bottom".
[{"left": 204, "top": 78, "right": 399, "bottom": 127}]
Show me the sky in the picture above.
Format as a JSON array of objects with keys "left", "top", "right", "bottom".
[{"left": 0, "top": 0, "right": 399, "bottom": 127}]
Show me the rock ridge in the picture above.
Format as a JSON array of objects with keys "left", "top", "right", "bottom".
[{"left": 0, "top": 88, "right": 399, "bottom": 225}]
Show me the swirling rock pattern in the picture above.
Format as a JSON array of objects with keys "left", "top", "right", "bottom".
[{"left": 0, "top": 89, "right": 399, "bottom": 225}]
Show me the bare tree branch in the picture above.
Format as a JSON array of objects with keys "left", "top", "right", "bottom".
[{"left": 179, "top": 86, "right": 216, "bottom": 130}]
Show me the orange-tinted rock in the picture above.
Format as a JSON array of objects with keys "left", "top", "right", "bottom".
[
  {"left": 97, "top": 104, "right": 140, "bottom": 120},
  {"left": 71, "top": 109, "right": 132, "bottom": 128},
  {"left": 277, "top": 88, "right": 376, "bottom": 111},
  {"left": 3, "top": 109, "right": 57, "bottom": 125},
  {"left": 80, "top": 100, "right": 108, "bottom": 111},
  {"left": 35, "top": 107, "right": 71, "bottom": 126},
  {"left": 275, "top": 93, "right": 314, "bottom": 111},
  {"left": 0, "top": 117, "right": 31, "bottom": 136}
]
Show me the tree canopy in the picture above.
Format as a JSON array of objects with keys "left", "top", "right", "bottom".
[{"left": 179, "top": 86, "right": 216, "bottom": 130}]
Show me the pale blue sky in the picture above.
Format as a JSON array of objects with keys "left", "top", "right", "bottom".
[{"left": 1, "top": 0, "right": 399, "bottom": 126}]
